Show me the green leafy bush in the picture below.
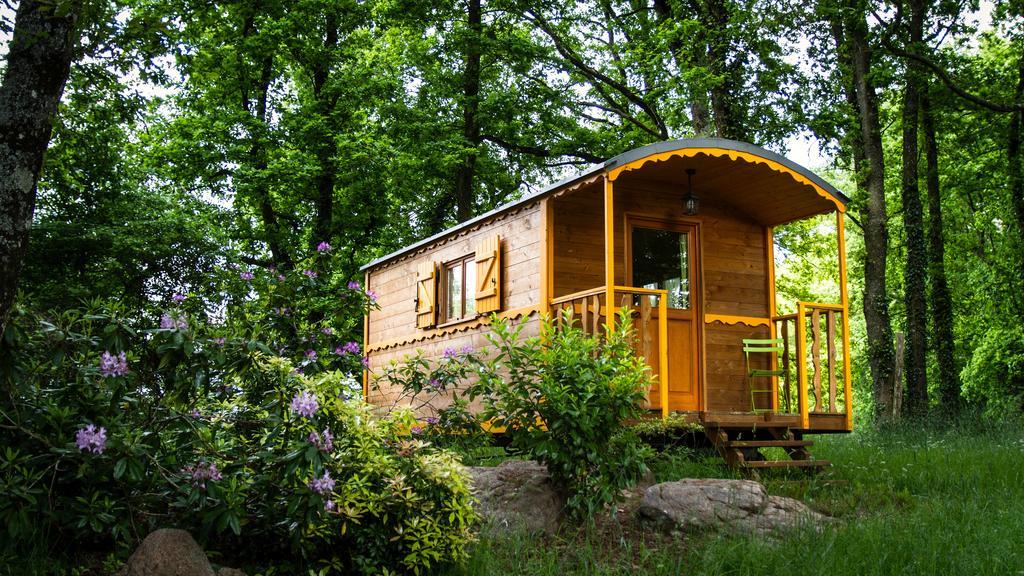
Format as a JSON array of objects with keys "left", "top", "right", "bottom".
[
  {"left": 962, "top": 325, "right": 1024, "bottom": 417},
  {"left": 0, "top": 249, "right": 477, "bottom": 575},
  {"left": 470, "top": 312, "right": 654, "bottom": 518}
]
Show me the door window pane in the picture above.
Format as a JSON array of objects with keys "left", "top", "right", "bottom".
[{"left": 632, "top": 227, "right": 690, "bottom": 309}]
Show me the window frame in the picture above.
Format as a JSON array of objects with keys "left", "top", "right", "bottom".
[{"left": 438, "top": 253, "right": 477, "bottom": 325}]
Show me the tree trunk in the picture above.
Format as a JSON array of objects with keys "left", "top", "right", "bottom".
[
  {"left": 1009, "top": 54, "right": 1024, "bottom": 241},
  {"left": 454, "top": 0, "right": 482, "bottom": 224},
  {"left": 311, "top": 12, "right": 339, "bottom": 246},
  {"left": 921, "top": 91, "right": 959, "bottom": 411},
  {"left": 846, "top": 2, "right": 897, "bottom": 422},
  {"left": 238, "top": 9, "right": 291, "bottom": 270},
  {"left": 652, "top": 0, "right": 712, "bottom": 136},
  {"left": 0, "top": 0, "right": 82, "bottom": 331},
  {"left": 900, "top": 0, "right": 929, "bottom": 416},
  {"left": 703, "top": 0, "right": 747, "bottom": 140}
]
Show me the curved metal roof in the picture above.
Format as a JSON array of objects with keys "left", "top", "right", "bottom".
[
  {"left": 604, "top": 138, "right": 849, "bottom": 204},
  {"left": 361, "top": 138, "right": 847, "bottom": 271}
]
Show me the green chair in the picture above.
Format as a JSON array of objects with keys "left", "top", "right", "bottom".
[{"left": 743, "top": 338, "right": 785, "bottom": 413}]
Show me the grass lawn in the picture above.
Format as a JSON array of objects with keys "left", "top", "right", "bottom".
[{"left": 447, "top": 419, "right": 1024, "bottom": 575}]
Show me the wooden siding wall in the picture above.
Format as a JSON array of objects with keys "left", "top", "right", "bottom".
[
  {"left": 365, "top": 203, "right": 543, "bottom": 414},
  {"left": 552, "top": 183, "right": 606, "bottom": 297}
]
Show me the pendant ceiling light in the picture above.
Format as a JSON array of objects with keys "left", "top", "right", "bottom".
[{"left": 683, "top": 168, "right": 700, "bottom": 216}]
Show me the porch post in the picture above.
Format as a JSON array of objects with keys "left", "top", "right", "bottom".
[
  {"left": 603, "top": 175, "right": 615, "bottom": 322},
  {"left": 767, "top": 226, "right": 778, "bottom": 412},
  {"left": 540, "top": 198, "right": 553, "bottom": 316},
  {"left": 837, "top": 211, "right": 854, "bottom": 431},
  {"left": 362, "top": 270, "right": 370, "bottom": 401}
]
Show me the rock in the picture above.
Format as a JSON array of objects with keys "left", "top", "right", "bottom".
[
  {"left": 122, "top": 529, "right": 215, "bottom": 576},
  {"left": 468, "top": 460, "right": 564, "bottom": 533},
  {"left": 638, "top": 479, "right": 827, "bottom": 536}
]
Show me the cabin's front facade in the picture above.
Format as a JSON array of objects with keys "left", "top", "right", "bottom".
[{"left": 362, "top": 139, "right": 852, "bottom": 468}]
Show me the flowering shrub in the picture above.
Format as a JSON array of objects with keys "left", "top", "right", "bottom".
[
  {"left": 371, "top": 347, "right": 495, "bottom": 460},
  {"left": 469, "top": 312, "right": 653, "bottom": 518},
  {"left": 0, "top": 245, "right": 477, "bottom": 574},
  {"left": 372, "top": 311, "right": 654, "bottom": 518}
]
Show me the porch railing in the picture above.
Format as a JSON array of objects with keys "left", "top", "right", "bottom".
[
  {"left": 549, "top": 286, "right": 670, "bottom": 418},
  {"left": 773, "top": 302, "right": 851, "bottom": 428}
]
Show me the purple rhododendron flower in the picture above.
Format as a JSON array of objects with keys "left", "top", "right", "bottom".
[
  {"left": 321, "top": 327, "right": 333, "bottom": 335},
  {"left": 183, "top": 461, "right": 222, "bottom": 490},
  {"left": 308, "top": 428, "right": 334, "bottom": 452},
  {"left": 425, "top": 417, "right": 439, "bottom": 425},
  {"left": 428, "top": 378, "right": 441, "bottom": 391},
  {"left": 324, "top": 499, "right": 336, "bottom": 512},
  {"left": 338, "top": 341, "right": 360, "bottom": 355},
  {"left": 305, "top": 349, "right": 318, "bottom": 361},
  {"left": 347, "top": 280, "right": 361, "bottom": 290},
  {"left": 277, "top": 274, "right": 286, "bottom": 282},
  {"left": 291, "top": 391, "right": 319, "bottom": 418},
  {"left": 99, "top": 351, "right": 129, "bottom": 378},
  {"left": 309, "top": 471, "right": 335, "bottom": 495},
  {"left": 303, "top": 269, "right": 317, "bottom": 279},
  {"left": 75, "top": 424, "right": 107, "bottom": 454},
  {"left": 160, "top": 313, "right": 188, "bottom": 330},
  {"left": 211, "top": 337, "right": 226, "bottom": 345},
  {"left": 460, "top": 345, "right": 474, "bottom": 355},
  {"left": 411, "top": 426, "right": 424, "bottom": 435},
  {"left": 361, "top": 356, "right": 370, "bottom": 368},
  {"left": 240, "top": 270, "right": 254, "bottom": 280},
  {"left": 316, "top": 241, "right": 331, "bottom": 253},
  {"left": 442, "top": 347, "right": 457, "bottom": 359},
  {"left": 366, "top": 289, "right": 378, "bottom": 302},
  {"left": 172, "top": 293, "right": 186, "bottom": 302}
]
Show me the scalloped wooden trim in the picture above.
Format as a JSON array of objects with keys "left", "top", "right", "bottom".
[
  {"left": 365, "top": 305, "right": 541, "bottom": 353},
  {"left": 607, "top": 148, "right": 845, "bottom": 213},
  {"left": 704, "top": 314, "right": 771, "bottom": 328}
]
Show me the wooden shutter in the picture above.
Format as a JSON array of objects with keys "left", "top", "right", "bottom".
[
  {"left": 475, "top": 234, "right": 502, "bottom": 314},
  {"left": 415, "top": 261, "right": 437, "bottom": 328}
]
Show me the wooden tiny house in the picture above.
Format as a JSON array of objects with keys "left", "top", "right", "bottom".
[{"left": 362, "top": 139, "right": 853, "bottom": 468}]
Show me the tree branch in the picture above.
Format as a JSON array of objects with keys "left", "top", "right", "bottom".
[{"left": 481, "top": 134, "right": 606, "bottom": 163}]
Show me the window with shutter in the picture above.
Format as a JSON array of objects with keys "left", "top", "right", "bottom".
[{"left": 474, "top": 234, "right": 502, "bottom": 314}]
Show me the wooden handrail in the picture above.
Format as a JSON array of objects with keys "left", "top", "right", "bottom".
[
  {"left": 549, "top": 285, "right": 670, "bottom": 419},
  {"left": 612, "top": 285, "right": 667, "bottom": 296},
  {"left": 549, "top": 286, "right": 607, "bottom": 306},
  {"left": 775, "top": 301, "right": 848, "bottom": 428}
]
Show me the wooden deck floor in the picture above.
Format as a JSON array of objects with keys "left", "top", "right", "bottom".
[{"left": 647, "top": 410, "right": 849, "bottom": 434}]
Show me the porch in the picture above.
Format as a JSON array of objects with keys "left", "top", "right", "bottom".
[
  {"left": 550, "top": 286, "right": 852, "bottom": 435},
  {"left": 538, "top": 140, "right": 854, "bottom": 442}
]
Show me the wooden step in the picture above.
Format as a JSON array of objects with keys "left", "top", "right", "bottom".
[
  {"left": 740, "top": 459, "right": 831, "bottom": 469},
  {"left": 726, "top": 440, "right": 813, "bottom": 448}
]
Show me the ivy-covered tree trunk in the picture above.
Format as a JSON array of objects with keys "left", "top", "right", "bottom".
[
  {"left": 454, "top": 0, "right": 483, "bottom": 224},
  {"left": 0, "top": 0, "right": 82, "bottom": 331},
  {"left": 900, "top": 0, "right": 930, "bottom": 416},
  {"left": 846, "top": 2, "right": 897, "bottom": 422},
  {"left": 1009, "top": 54, "right": 1024, "bottom": 242},
  {"left": 921, "top": 91, "right": 960, "bottom": 411}
]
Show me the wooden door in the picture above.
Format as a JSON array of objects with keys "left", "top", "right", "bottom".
[{"left": 628, "top": 219, "right": 702, "bottom": 411}]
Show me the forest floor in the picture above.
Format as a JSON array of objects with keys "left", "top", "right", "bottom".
[{"left": 446, "top": 418, "right": 1024, "bottom": 576}]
